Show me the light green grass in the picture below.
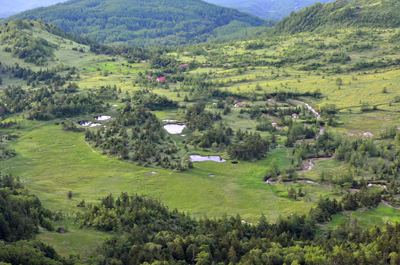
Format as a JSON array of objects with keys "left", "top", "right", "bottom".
[
  {"left": 36, "top": 218, "right": 107, "bottom": 258},
  {"left": 324, "top": 205, "right": 400, "bottom": 232},
  {"left": 0, "top": 121, "right": 338, "bottom": 224}
]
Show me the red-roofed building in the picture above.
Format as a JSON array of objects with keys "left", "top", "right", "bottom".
[{"left": 157, "top": 77, "right": 165, "bottom": 82}]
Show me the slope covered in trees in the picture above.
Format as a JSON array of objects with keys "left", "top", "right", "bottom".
[
  {"left": 204, "top": 0, "right": 335, "bottom": 21},
  {"left": 1, "top": 0, "right": 266, "bottom": 47},
  {"left": 271, "top": 0, "right": 400, "bottom": 36},
  {"left": 0, "top": 19, "right": 95, "bottom": 66}
]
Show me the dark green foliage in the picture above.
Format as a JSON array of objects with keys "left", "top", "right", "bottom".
[
  {"left": 77, "top": 192, "right": 315, "bottom": 264},
  {"left": 1, "top": 83, "right": 111, "bottom": 120},
  {"left": 341, "top": 188, "right": 381, "bottom": 211},
  {"left": 228, "top": 131, "right": 270, "bottom": 160},
  {"left": 0, "top": 240, "right": 64, "bottom": 265},
  {"left": 84, "top": 104, "right": 184, "bottom": 170},
  {"left": 0, "top": 174, "right": 56, "bottom": 242},
  {"left": 185, "top": 102, "right": 221, "bottom": 131},
  {"left": 4, "top": 63, "right": 72, "bottom": 87},
  {"left": 255, "top": 121, "right": 274, "bottom": 131},
  {"left": 61, "top": 122, "right": 84, "bottom": 132},
  {"left": 328, "top": 52, "right": 351, "bottom": 64},
  {"left": 131, "top": 91, "right": 178, "bottom": 111},
  {"left": 0, "top": 20, "right": 55, "bottom": 65},
  {"left": 2, "top": 0, "right": 265, "bottom": 47},
  {"left": 75, "top": 188, "right": 385, "bottom": 265},
  {"left": 191, "top": 123, "right": 232, "bottom": 148}
]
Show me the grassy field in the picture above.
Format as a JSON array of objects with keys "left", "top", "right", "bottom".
[
  {"left": 2, "top": 25, "right": 400, "bottom": 257},
  {"left": 36, "top": 218, "right": 107, "bottom": 258},
  {"left": 324, "top": 205, "right": 400, "bottom": 232},
  {"left": 1, "top": 120, "right": 340, "bottom": 222}
]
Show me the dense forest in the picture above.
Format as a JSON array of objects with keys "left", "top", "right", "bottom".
[
  {"left": 0, "top": 83, "right": 112, "bottom": 120},
  {"left": 0, "top": 174, "right": 59, "bottom": 242},
  {"left": 1, "top": 0, "right": 266, "bottom": 47},
  {"left": 271, "top": 0, "right": 400, "bottom": 36}
]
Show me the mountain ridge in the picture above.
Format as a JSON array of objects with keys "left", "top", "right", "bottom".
[
  {"left": 203, "top": 0, "right": 336, "bottom": 21},
  {"left": 1, "top": 0, "right": 267, "bottom": 47},
  {"left": 271, "top": 0, "right": 400, "bottom": 35}
]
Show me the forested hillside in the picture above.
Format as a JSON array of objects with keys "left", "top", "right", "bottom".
[
  {"left": 1, "top": 0, "right": 266, "bottom": 47},
  {"left": 271, "top": 0, "right": 400, "bottom": 35},
  {"left": 204, "top": 0, "right": 335, "bottom": 21},
  {"left": 0, "top": 19, "right": 95, "bottom": 66}
]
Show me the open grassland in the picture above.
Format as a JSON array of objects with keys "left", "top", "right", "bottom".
[
  {"left": 1, "top": 119, "right": 347, "bottom": 256},
  {"left": 2, "top": 25, "right": 400, "bottom": 257},
  {"left": 0, "top": 120, "right": 340, "bottom": 222},
  {"left": 324, "top": 205, "right": 400, "bottom": 231},
  {"left": 36, "top": 219, "right": 107, "bottom": 258}
]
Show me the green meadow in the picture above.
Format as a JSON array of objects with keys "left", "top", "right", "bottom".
[
  {"left": 1, "top": 120, "right": 340, "bottom": 223},
  {"left": 2, "top": 24, "right": 400, "bottom": 257}
]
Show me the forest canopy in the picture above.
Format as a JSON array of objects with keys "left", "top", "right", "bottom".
[{"left": 1, "top": 0, "right": 266, "bottom": 47}]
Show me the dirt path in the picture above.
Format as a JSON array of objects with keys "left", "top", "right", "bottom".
[
  {"left": 266, "top": 155, "right": 334, "bottom": 185},
  {"left": 181, "top": 152, "right": 190, "bottom": 165},
  {"left": 291, "top": 100, "right": 324, "bottom": 140},
  {"left": 382, "top": 200, "right": 400, "bottom": 210},
  {"left": 82, "top": 138, "right": 104, "bottom": 157}
]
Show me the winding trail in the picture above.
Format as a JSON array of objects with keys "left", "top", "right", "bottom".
[
  {"left": 382, "top": 200, "right": 400, "bottom": 210},
  {"left": 266, "top": 101, "right": 333, "bottom": 185},
  {"left": 82, "top": 138, "right": 104, "bottom": 157},
  {"left": 295, "top": 100, "right": 324, "bottom": 139},
  {"left": 266, "top": 155, "right": 334, "bottom": 184}
]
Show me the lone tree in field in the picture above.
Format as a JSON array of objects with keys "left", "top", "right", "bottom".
[
  {"left": 68, "top": 191, "right": 72, "bottom": 199},
  {"left": 336, "top": 77, "right": 343, "bottom": 86}
]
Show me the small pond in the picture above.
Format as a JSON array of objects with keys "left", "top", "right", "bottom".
[
  {"left": 77, "top": 121, "right": 91, "bottom": 126},
  {"left": 189, "top": 155, "right": 226, "bottom": 162},
  {"left": 94, "top": 116, "right": 111, "bottom": 121},
  {"left": 164, "top": 124, "right": 187, "bottom": 134},
  {"left": 90, "top": 123, "right": 102, "bottom": 127}
]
